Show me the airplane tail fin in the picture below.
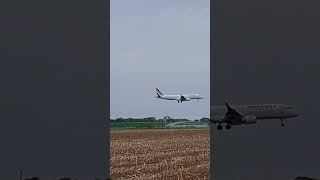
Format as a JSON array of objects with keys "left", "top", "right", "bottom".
[{"left": 156, "top": 88, "right": 163, "bottom": 98}]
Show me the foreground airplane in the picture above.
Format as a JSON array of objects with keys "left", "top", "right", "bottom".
[
  {"left": 211, "top": 102, "right": 299, "bottom": 130},
  {"left": 155, "top": 88, "right": 203, "bottom": 103}
]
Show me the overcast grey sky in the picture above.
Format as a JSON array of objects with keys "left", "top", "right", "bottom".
[{"left": 111, "top": 0, "right": 210, "bottom": 119}]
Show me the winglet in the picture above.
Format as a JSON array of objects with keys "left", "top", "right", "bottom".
[
  {"left": 180, "top": 94, "right": 186, "bottom": 101},
  {"left": 225, "top": 101, "right": 242, "bottom": 116},
  {"left": 225, "top": 102, "right": 230, "bottom": 109}
]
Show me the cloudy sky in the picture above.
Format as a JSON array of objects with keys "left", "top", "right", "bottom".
[{"left": 111, "top": 0, "right": 210, "bottom": 119}]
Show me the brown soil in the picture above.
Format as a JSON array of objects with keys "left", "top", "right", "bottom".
[{"left": 110, "top": 129, "right": 210, "bottom": 180}]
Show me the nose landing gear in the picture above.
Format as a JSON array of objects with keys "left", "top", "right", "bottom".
[{"left": 280, "top": 119, "right": 285, "bottom": 127}]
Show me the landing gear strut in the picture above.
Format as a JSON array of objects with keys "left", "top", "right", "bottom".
[{"left": 280, "top": 119, "right": 285, "bottom": 127}]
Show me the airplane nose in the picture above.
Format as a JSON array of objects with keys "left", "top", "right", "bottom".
[{"left": 287, "top": 107, "right": 299, "bottom": 118}]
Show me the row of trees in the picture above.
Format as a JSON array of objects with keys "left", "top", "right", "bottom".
[{"left": 110, "top": 117, "right": 210, "bottom": 123}]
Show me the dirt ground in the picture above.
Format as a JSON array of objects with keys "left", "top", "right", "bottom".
[{"left": 110, "top": 129, "right": 210, "bottom": 180}]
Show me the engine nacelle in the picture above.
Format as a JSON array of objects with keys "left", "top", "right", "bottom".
[{"left": 241, "top": 115, "right": 257, "bottom": 124}]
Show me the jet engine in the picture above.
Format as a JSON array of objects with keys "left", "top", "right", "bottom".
[{"left": 241, "top": 115, "right": 257, "bottom": 124}]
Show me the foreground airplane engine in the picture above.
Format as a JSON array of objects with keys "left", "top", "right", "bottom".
[{"left": 241, "top": 115, "right": 257, "bottom": 124}]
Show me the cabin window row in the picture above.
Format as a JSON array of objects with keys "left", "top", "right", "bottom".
[{"left": 213, "top": 106, "right": 275, "bottom": 113}]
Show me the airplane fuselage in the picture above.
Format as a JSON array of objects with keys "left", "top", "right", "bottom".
[
  {"left": 159, "top": 94, "right": 203, "bottom": 101},
  {"left": 211, "top": 103, "right": 299, "bottom": 129},
  {"left": 155, "top": 88, "right": 203, "bottom": 103},
  {"left": 212, "top": 104, "right": 298, "bottom": 122}
]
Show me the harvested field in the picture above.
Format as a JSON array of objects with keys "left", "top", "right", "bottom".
[{"left": 110, "top": 129, "right": 210, "bottom": 180}]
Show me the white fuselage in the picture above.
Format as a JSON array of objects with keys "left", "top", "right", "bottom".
[
  {"left": 155, "top": 88, "right": 203, "bottom": 103},
  {"left": 159, "top": 94, "right": 203, "bottom": 100},
  {"left": 212, "top": 104, "right": 298, "bottom": 124}
]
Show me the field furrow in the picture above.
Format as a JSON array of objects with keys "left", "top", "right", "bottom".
[{"left": 111, "top": 129, "right": 210, "bottom": 180}]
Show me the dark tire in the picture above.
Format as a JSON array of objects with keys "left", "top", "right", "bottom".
[
  {"left": 217, "top": 125, "right": 223, "bottom": 130},
  {"left": 226, "top": 124, "right": 231, "bottom": 129}
]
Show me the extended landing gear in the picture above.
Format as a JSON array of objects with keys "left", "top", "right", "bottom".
[
  {"left": 280, "top": 119, "right": 285, "bottom": 127},
  {"left": 216, "top": 124, "right": 231, "bottom": 130}
]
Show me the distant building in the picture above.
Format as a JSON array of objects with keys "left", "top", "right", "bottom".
[
  {"left": 199, "top": 117, "right": 210, "bottom": 123},
  {"left": 165, "top": 121, "right": 209, "bottom": 128},
  {"left": 144, "top": 117, "right": 156, "bottom": 121}
]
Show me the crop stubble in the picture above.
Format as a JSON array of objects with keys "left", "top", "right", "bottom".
[{"left": 111, "top": 129, "right": 210, "bottom": 180}]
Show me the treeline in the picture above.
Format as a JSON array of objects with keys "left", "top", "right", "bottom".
[
  {"left": 110, "top": 117, "right": 210, "bottom": 123},
  {"left": 111, "top": 117, "right": 158, "bottom": 122}
]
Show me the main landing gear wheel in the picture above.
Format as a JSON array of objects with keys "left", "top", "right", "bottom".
[
  {"left": 217, "top": 124, "right": 223, "bottom": 130},
  {"left": 280, "top": 119, "right": 285, "bottom": 127},
  {"left": 226, "top": 124, "right": 231, "bottom": 130}
]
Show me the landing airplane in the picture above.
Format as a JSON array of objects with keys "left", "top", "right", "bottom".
[
  {"left": 155, "top": 88, "right": 203, "bottom": 103},
  {"left": 211, "top": 102, "right": 299, "bottom": 130}
]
